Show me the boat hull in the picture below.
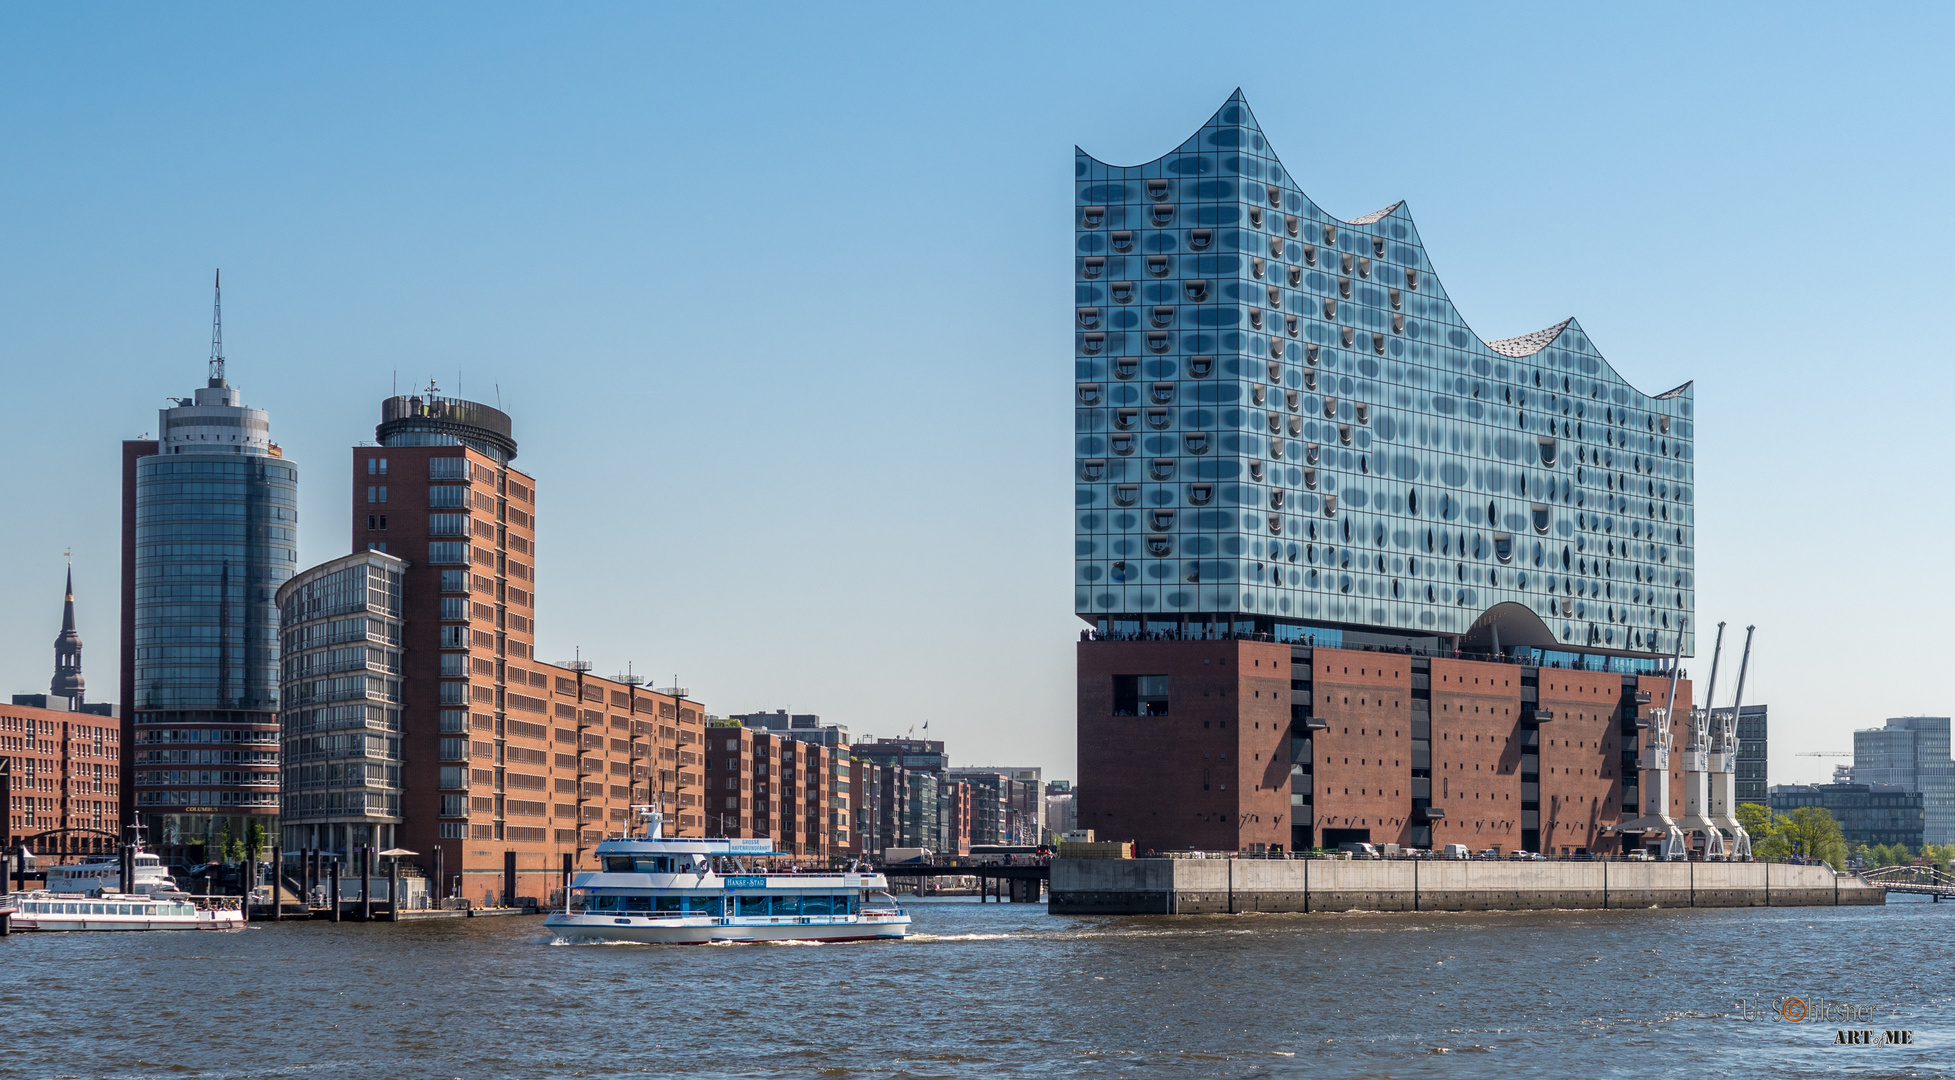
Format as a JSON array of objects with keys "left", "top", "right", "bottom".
[{"left": 544, "top": 913, "right": 910, "bottom": 944}]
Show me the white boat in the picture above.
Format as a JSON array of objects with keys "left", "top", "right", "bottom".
[
  {"left": 3, "top": 891, "right": 244, "bottom": 931},
  {"left": 43, "top": 850, "right": 184, "bottom": 898},
  {"left": 544, "top": 807, "right": 911, "bottom": 944}
]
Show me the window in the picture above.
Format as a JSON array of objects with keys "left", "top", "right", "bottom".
[
  {"left": 1113, "top": 356, "right": 1137, "bottom": 379},
  {"left": 1150, "top": 306, "right": 1174, "bottom": 328},
  {"left": 1113, "top": 675, "right": 1170, "bottom": 716},
  {"left": 1146, "top": 409, "right": 1171, "bottom": 430},
  {"left": 1150, "top": 459, "right": 1176, "bottom": 481},
  {"left": 1183, "top": 279, "right": 1207, "bottom": 302},
  {"left": 1149, "top": 204, "right": 1174, "bottom": 227},
  {"left": 1077, "top": 307, "right": 1101, "bottom": 329},
  {"left": 440, "top": 597, "right": 470, "bottom": 621},
  {"left": 1079, "top": 459, "right": 1106, "bottom": 482},
  {"left": 1083, "top": 333, "right": 1106, "bottom": 355},
  {"left": 1145, "top": 255, "right": 1169, "bottom": 276},
  {"left": 1303, "top": 243, "right": 1317, "bottom": 266},
  {"left": 1188, "top": 355, "right": 1213, "bottom": 378},
  {"left": 1148, "top": 509, "right": 1174, "bottom": 532},
  {"left": 440, "top": 569, "right": 469, "bottom": 592},
  {"left": 1082, "top": 256, "right": 1105, "bottom": 279},
  {"left": 1248, "top": 206, "right": 1263, "bottom": 229},
  {"left": 1188, "top": 484, "right": 1213, "bottom": 506},
  {"left": 1081, "top": 205, "right": 1105, "bottom": 229},
  {"left": 1114, "top": 485, "right": 1139, "bottom": 507},
  {"left": 1147, "top": 179, "right": 1170, "bottom": 201},
  {"left": 429, "top": 457, "right": 467, "bottom": 480},
  {"left": 1114, "top": 408, "right": 1137, "bottom": 430},
  {"left": 1146, "top": 536, "right": 1173, "bottom": 556},
  {"left": 1109, "top": 433, "right": 1135, "bottom": 456},
  {"left": 1149, "top": 382, "right": 1175, "bottom": 404},
  {"left": 1111, "top": 230, "right": 1134, "bottom": 253},
  {"left": 1285, "top": 214, "right": 1299, "bottom": 237},
  {"left": 1110, "top": 281, "right": 1134, "bottom": 304},
  {"left": 1189, "top": 229, "right": 1212, "bottom": 251},
  {"left": 367, "top": 486, "right": 377, "bottom": 503},
  {"left": 429, "top": 513, "right": 469, "bottom": 536},
  {"left": 429, "top": 542, "right": 470, "bottom": 564},
  {"left": 1182, "top": 433, "right": 1209, "bottom": 454}
]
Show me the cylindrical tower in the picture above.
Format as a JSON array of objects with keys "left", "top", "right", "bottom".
[{"left": 133, "top": 332, "right": 297, "bottom": 865}]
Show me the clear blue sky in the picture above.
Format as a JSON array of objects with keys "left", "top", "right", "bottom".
[{"left": 2, "top": 5, "right": 1949, "bottom": 786}]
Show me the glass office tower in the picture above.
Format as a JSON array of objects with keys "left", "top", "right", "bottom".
[
  {"left": 1075, "top": 91, "right": 1694, "bottom": 663},
  {"left": 132, "top": 344, "right": 297, "bottom": 862}
]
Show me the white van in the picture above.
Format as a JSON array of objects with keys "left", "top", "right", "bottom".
[
  {"left": 1442, "top": 843, "right": 1470, "bottom": 860},
  {"left": 1337, "top": 842, "right": 1379, "bottom": 859}
]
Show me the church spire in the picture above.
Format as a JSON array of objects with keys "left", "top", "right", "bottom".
[{"left": 51, "top": 561, "right": 85, "bottom": 704}]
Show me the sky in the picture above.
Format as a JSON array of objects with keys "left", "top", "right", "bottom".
[{"left": 1, "top": 4, "right": 1950, "bottom": 787}]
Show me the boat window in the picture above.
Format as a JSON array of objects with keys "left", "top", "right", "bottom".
[
  {"left": 655, "top": 896, "right": 684, "bottom": 914},
  {"left": 801, "top": 896, "right": 834, "bottom": 916},
  {"left": 622, "top": 895, "right": 653, "bottom": 912},
  {"left": 737, "top": 895, "right": 770, "bottom": 916},
  {"left": 770, "top": 896, "right": 802, "bottom": 916},
  {"left": 593, "top": 894, "right": 622, "bottom": 911},
  {"left": 685, "top": 896, "right": 720, "bottom": 914},
  {"left": 604, "top": 856, "right": 634, "bottom": 873}
]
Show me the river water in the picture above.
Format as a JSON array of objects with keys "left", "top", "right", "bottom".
[{"left": 3, "top": 896, "right": 1948, "bottom": 1079}]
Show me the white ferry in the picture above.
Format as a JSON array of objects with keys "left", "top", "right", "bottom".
[
  {"left": 544, "top": 807, "right": 910, "bottom": 944},
  {"left": 44, "top": 850, "right": 184, "bottom": 898},
  {"left": 4, "top": 892, "right": 243, "bottom": 932}
]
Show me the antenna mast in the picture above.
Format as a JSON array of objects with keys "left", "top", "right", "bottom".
[{"left": 208, "top": 269, "right": 227, "bottom": 387}]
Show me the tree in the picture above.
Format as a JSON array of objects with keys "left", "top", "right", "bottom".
[
  {"left": 1780, "top": 806, "right": 1847, "bottom": 867},
  {"left": 1737, "top": 803, "right": 1789, "bottom": 860},
  {"left": 245, "top": 822, "right": 265, "bottom": 863}
]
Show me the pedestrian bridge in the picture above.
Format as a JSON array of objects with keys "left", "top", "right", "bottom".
[{"left": 1859, "top": 865, "right": 1955, "bottom": 900}]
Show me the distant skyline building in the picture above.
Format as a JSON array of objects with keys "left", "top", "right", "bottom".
[
  {"left": 1770, "top": 782, "right": 1924, "bottom": 850},
  {"left": 1852, "top": 717, "right": 1953, "bottom": 845},
  {"left": 123, "top": 275, "right": 297, "bottom": 861},
  {"left": 1734, "top": 704, "right": 1768, "bottom": 805},
  {"left": 733, "top": 709, "right": 850, "bottom": 747}
]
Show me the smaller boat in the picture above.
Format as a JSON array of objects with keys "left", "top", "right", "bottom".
[
  {"left": 43, "top": 849, "right": 183, "bottom": 898},
  {"left": 545, "top": 805, "right": 911, "bottom": 944},
  {"left": 3, "top": 891, "right": 244, "bottom": 932}
]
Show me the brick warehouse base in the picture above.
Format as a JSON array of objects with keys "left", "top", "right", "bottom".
[
  {"left": 1079, "top": 639, "right": 1691, "bottom": 856},
  {"left": 1049, "top": 858, "right": 1883, "bottom": 915}
]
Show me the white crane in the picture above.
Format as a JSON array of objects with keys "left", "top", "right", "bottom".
[
  {"left": 1616, "top": 618, "right": 1690, "bottom": 859},
  {"left": 1707, "top": 625, "right": 1754, "bottom": 859},
  {"left": 1678, "top": 623, "right": 1725, "bottom": 856}
]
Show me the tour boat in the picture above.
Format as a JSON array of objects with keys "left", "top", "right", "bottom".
[
  {"left": 3, "top": 891, "right": 244, "bottom": 931},
  {"left": 43, "top": 849, "right": 184, "bottom": 898},
  {"left": 544, "top": 807, "right": 911, "bottom": 944}
]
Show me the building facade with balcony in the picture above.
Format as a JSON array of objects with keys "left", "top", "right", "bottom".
[
  {"left": 276, "top": 550, "right": 406, "bottom": 856},
  {"left": 1074, "top": 94, "right": 1697, "bottom": 856}
]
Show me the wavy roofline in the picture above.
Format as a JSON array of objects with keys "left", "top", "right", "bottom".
[{"left": 1075, "top": 91, "right": 1690, "bottom": 406}]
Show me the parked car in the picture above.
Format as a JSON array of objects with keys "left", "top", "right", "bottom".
[
  {"left": 1442, "top": 844, "right": 1470, "bottom": 860},
  {"left": 1477, "top": 848, "right": 1501, "bottom": 860},
  {"left": 1337, "top": 842, "right": 1379, "bottom": 859},
  {"left": 1508, "top": 850, "right": 1542, "bottom": 861}
]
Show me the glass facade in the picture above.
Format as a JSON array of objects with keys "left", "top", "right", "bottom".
[
  {"left": 1076, "top": 93, "right": 1695, "bottom": 658},
  {"left": 133, "top": 377, "right": 297, "bottom": 859},
  {"left": 1852, "top": 717, "right": 1954, "bottom": 845},
  {"left": 277, "top": 552, "right": 406, "bottom": 857}
]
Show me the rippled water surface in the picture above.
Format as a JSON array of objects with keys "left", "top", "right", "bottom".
[{"left": 3, "top": 896, "right": 1950, "bottom": 1079}]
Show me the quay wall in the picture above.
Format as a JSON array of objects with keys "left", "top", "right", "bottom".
[{"left": 1049, "top": 859, "right": 1882, "bottom": 915}]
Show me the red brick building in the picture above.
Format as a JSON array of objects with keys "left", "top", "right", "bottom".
[
  {"left": 2, "top": 701, "right": 121, "bottom": 849},
  {"left": 1079, "top": 639, "right": 1692, "bottom": 857}
]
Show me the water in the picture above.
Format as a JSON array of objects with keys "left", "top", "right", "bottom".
[{"left": 4, "top": 897, "right": 1950, "bottom": 1079}]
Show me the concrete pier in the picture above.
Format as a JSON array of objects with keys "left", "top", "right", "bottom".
[{"left": 1050, "top": 858, "right": 1884, "bottom": 915}]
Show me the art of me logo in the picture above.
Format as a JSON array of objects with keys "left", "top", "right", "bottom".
[{"left": 1835, "top": 1029, "right": 1913, "bottom": 1046}]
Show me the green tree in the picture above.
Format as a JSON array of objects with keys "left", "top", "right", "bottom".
[
  {"left": 1737, "top": 803, "right": 1789, "bottom": 860},
  {"left": 244, "top": 822, "right": 265, "bottom": 862},
  {"left": 1780, "top": 806, "right": 1847, "bottom": 867}
]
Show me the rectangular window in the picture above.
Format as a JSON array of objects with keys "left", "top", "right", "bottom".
[
  {"left": 429, "top": 513, "right": 469, "bottom": 536},
  {"left": 440, "top": 738, "right": 469, "bottom": 761},
  {"left": 1112, "top": 675, "right": 1171, "bottom": 716},
  {"left": 440, "top": 794, "right": 467, "bottom": 816},
  {"left": 378, "top": 458, "right": 387, "bottom": 476},
  {"left": 439, "top": 653, "right": 468, "bottom": 676},
  {"left": 429, "top": 542, "right": 469, "bottom": 564},
  {"left": 429, "top": 457, "right": 467, "bottom": 480},
  {"left": 438, "top": 625, "right": 468, "bottom": 648},
  {"left": 440, "top": 570, "right": 469, "bottom": 592},
  {"left": 367, "top": 459, "right": 377, "bottom": 476},
  {"left": 439, "top": 766, "right": 469, "bottom": 789},
  {"left": 439, "top": 709, "right": 468, "bottom": 733},
  {"left": 429, "top": 486, "right": 469, "bottom": 509},
  {"left": 367, "top": 486, "right": 377, "bottom": 503},
  {"left": 439, "top": 682, "right": 469, "bottom": 705},
  {"left": 440, "top": 597, "right": 469, "bottom": 621},
  {"left": 378, "top": 486, "right": 387, "bottom": 503}
]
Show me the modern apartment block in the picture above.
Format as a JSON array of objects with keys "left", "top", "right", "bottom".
[
  {"left": 948, "top": 766, "right": 1045, "bottom": 846},
  {"left": 1075, "top": 94, "right": 1696, "bottom": 855},
  {"left": 701, "top": 723, "right": 844, "bottom": 859},
  {"left": 1852, "top": 717, "right": 1953, "bottom": 845},
  {"left": 276, "top": 551, "right": 406, "bottom": 854},
  {"left": 1734, "top": 704, "right": 1768, "bottom": 805},
  {"left": 300, "top": 393, "right": 709, "bottom": 904},
  {"left": 123, "top": 287, "right": 295, "bottom": 861}
]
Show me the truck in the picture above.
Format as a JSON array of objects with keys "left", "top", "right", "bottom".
[{"left": 881, "top": 847, "right": 933, "bottom": 865}]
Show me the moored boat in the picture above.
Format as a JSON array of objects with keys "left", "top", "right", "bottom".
[{"left": 2, "top": 891, "right": 243, "bottom": 931}]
